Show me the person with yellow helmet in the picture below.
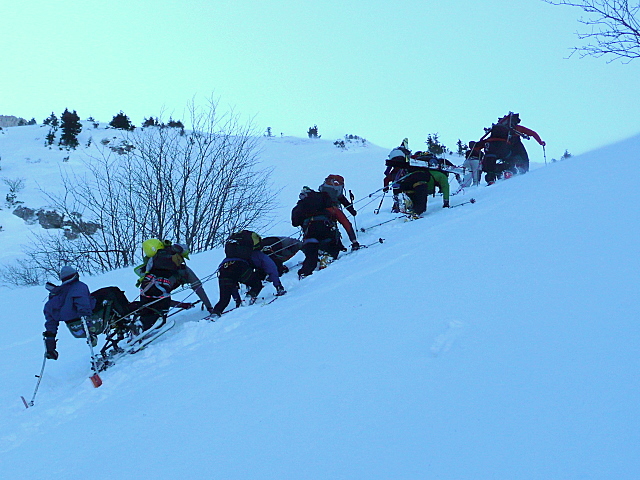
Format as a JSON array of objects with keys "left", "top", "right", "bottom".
[{"left": 135, "top": 239, "right": 215, "bottom": 330}]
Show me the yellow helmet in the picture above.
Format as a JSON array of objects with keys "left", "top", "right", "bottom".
[{"left": 142, "top": 238, "right": 165, "bottom": 258}]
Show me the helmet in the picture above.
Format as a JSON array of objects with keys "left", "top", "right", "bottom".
[
  {"left": 59, "top": 265, "right": 78, "bottom": 282},
  {"left": 324, "top": 174, "right": 344, "bottom": 187},
  {"left": 142, "top": 238, "right": 165, "bottom": 258}
]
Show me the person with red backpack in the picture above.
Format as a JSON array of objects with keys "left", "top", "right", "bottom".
[{"left": 292, "top": 187, "right": 360, "bottom": 279}]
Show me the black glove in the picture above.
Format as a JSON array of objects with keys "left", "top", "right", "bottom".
[
  {"left": 347, "top": 206, "right": 357, "bottom": 216},
  {"left": 43, "top": 332, "right": 58, "bottom": 360},
  {"left": 175, "top": 302, "right": 195, "bottom": 310},
  {"left": 351, "top": 241, "right": 361, "bottom": 251},
  {"left": 443, "top": 200, "right": 450, "bottom": 208},
  {"left": 275, "top": 284, "right": 286, "bottom": 296}
]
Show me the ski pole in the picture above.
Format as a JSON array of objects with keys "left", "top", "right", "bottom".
[
  {"left": 82, "top": 317, "right": 103, "bottom": 388},
  {"left": 450, "top": 198, "right": 476, "bottom": 208},
  {"left": 373, "top": 189, "right": 387, "bottom": 215},
  {"left": 364, "top": 237, "right": 385, "bottom": 247},
  {"left": 359, "top": 216, "right": 403, "bottom": 233},
  {"left": 543, "top": 145, "right": 547, "bottom": 165},
  {"left": 21, "top": 353, "right": 47, "bottom": 408},
  {"left": 348, "top": 189, "right": 358, "bottom": 232}
]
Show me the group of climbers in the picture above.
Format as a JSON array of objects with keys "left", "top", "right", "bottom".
[
  {"left": 41, "top": 112, "right": 545, "bottom": 361},
  {"left": 385, "top": 112, "right": 545, "bottom": 216}
]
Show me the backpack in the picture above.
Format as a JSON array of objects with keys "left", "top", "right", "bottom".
[
  {"left": 299, "top": 190, "right": 333, "bottom": 216},
  {"left": 490, "top": 123, "right": 511, "bottom": 141},
  {"left": 224, "top": 230, "right": 262, "bottom": 260},
  {"left": 318, "top": 174, "right": 345, "bottom": 205},
  {"left": 149, "top": 247, "right": 184, "bottom": 273},
  {"left": 86, "top": 286, "right": 132, "bottom": 333}
]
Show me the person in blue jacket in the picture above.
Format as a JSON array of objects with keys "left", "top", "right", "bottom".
[{"left": 43, "top": 265, "right": 97, "bottom": 360}]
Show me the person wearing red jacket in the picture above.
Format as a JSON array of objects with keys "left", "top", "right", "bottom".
[
  {"left": 292, "top": 187, "right": 360, "bottom": 278},
  {"left": 482, "top": 112, "right": 546, "bottom": 184}
]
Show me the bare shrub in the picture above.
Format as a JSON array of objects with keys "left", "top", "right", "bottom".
[{"left": 5, "top": 97, "right": 277, "bottom": 283}]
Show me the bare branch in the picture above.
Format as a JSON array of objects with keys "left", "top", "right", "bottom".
[{"left": 543, "top": 0, "right": 640, "bottom": 61}]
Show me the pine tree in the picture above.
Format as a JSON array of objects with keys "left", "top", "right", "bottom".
[
  {"left": 43, "top": 112, "right": 59, "bottom": 127},
  {"left": 109, "top": 111, "right": 135, "bottom": 130},
  {"left": 456, "top": 139, "right": 468, "bottom": 157},
  {"left": 59, "top": 109, "right": 82, "bottom": 149},
  {"left": 45, "top": 129, "right": 56, "bottom": 147},
  {"left": 308, "top": 125, "right": 320, "bottom": 138},
  {"left": 142, "top": 116, "right": 157, "bottom": 127},
  {"left": 425, "top": 133, "right": 449, "bottom": 156}
]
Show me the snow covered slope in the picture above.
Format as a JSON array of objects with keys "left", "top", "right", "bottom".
[{"left": 0, "top": 128, "right": 638, "bottom": 479}]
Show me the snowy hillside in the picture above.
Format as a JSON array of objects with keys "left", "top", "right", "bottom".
[{"left": 0, "top": 126, "right": 638, "bottom": 479}]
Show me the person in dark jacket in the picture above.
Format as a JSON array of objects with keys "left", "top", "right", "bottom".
[
  {"left": 134, "top": 240, "right": 215, "bottom": 330},
  {"left": 43, "top": 265, "right": 97, "bottom": 360},
  {"left": 260, "top": 236, "right": 303, "bottom": 275},
  {"left": 292, "top": 187, "right": 360, "bottom": 278},
  {"left": 211, "top": 248, "right": 286, "bottom": 317},
  {"left": 482, "top": 112, "right": 546, "bottom": 184}
]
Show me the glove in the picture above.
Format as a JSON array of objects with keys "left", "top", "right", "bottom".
[
  {"left": 443, "top": 200, "right": 450, "bottom": 208},
  {"left": 383, "top": 186, "right": 389, "bottom": 193},
  {"left": 347, "top": 206, "right": 357, "bottom": 216},
  {"left": 351, "top": 241, "right": 361, "bottom": 251},
  {"left": 235, "top": 299, "right": 243, "bottom": 308},
  {"left": 43, "top": 332, "right": 58, "bottom": 360},
  {"left": 275, "top": 284, "right": 286, "bottom": 296},
  {"left": 175, "top": 302, "right": 195, "bottom": 310},
  {"left": 541, "top": 141, "right": 546, "bottom": 147}
]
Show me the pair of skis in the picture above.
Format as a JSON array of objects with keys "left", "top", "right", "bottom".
[{"left": 97, "top": 318, "right": 176, "bottom": 371}]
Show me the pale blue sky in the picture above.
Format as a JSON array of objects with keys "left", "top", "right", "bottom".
[{"left": 2, "top": 0, "right": 639, "bottom": 160}]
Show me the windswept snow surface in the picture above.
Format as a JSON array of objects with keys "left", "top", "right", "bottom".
[{"left": 0, "top": 127, "right": 639, "bottom": 479}]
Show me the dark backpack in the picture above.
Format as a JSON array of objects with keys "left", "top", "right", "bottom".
[
  {"left": 224, "top": 230, "right": 262, "bottom": 260},
  {"left": 299, "top": 191, "right": 332, "bottom": 216},
  {"left": 149, "top": 247, "right": 183, "bottom": 273},
  {"left": 490, "top": 123, "right": 511, "bottom": 141}
]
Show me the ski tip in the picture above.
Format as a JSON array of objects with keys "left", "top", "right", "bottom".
[
  {"left": 20, "top": 396, "right": 29, "bottom": 409},
  {"left": 90, "top": 373, "right": 103, "bottom": 388}
]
